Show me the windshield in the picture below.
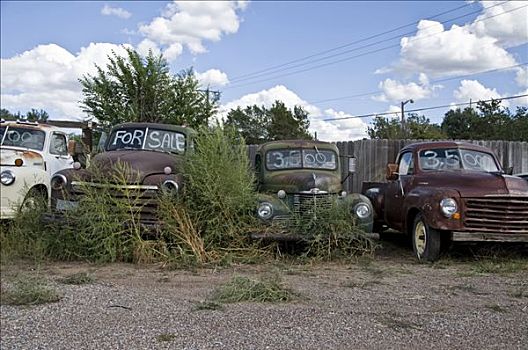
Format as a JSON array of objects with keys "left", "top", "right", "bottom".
[
  {"left": 106, "top": 127, "right": 186, "bottom": 154},
  {"left": 0, "top": 126, "right": 46, "bottom": 151},
  {"left": 266, "top": 148, "right": 337, "bottom": 170},
  {"left": 419, "top": 148, "right": 500, "bottom": 172}
]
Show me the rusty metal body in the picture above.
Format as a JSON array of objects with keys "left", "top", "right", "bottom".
[
  {"left": 364, "top": 141, "right": 528, "bottom": 244},
  {"left": 254, "top": 139, "right": 373, "bottom": 240},
  {"left": 47, "top": 122, "right": 194, "bottom": 227}
]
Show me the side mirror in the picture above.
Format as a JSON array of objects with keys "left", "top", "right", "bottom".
[
  {"left": 348, "top": 157, "right": 356, "bottom": 174},
  {"left": 386, "top": 163, "right": 399, "bottom": 181},
  {"left": 505, "top": 167, "right": 513, "bottom": 175}
]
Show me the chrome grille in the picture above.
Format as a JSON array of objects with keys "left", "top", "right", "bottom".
[
  {"left": 71, "top": 181, "right": 160, "bottom": 224},
  {"left": 464, "top": 197, "right": 528, "bottom": 234},
  {"left": 293, "top": 193, "right": 332, "bottom": 218}
]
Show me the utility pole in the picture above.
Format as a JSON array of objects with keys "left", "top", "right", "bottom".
[{"left": 401, "top": 99, "right": 414, "bottom": 138}]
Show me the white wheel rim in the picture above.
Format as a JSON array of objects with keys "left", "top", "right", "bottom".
[{"left": 414, "top": 220, "right": 426, "bottom": 257}]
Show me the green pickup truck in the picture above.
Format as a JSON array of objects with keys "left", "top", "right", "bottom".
[{"left": 253, "top": 139, "right": 373, "bottom": 240}]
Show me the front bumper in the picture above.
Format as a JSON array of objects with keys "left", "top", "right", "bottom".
[{"left": 451, "top": 231, "right": 528, "bottom": 242}]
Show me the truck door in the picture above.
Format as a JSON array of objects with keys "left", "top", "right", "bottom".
[
  {"left": 47, "top": 132, "right": 73, "bottom": 176},
  {"left": 384, "top": 151, "right": 415, "bottom": 232}
]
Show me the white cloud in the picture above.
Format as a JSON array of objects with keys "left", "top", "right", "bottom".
[
  {"left": 136, "top": 39, "right": 162, "bottom": 57},
  {"left": 453, "top": 80, "right": 509, "bottom": 107},
  {"left": 195, "top": 69, "right": 229, "bottom": 87},
  {"left": 516, "top": 67, "right": 528, "bottom": 87},
  {"left": 471, "top": 1, "right": 528, "bottom": 48},
  {"left": 1, "top": 43, "right": 131, "bottom": 120},
  {"left": 516, "top": 89, "right": 528, "bottom": 106},
  {"left": 101, "top": 4, "right": 132, "bottom": 19},
  {"left": 219, "top": 85, "right": 369, "bottom": 141},
  {"left": 396, "top": 20, "right": 517, "bottom": 77},
  {"left": 139, "top": 1, "right": 247, "bottom": 60},
  {"left": 373, "top": 73, "right": 442, "bottom": 102}
]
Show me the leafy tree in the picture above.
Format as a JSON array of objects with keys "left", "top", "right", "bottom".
[
  {"left": 0, "top": 109, "right": 16, "bottom": 121},
  {"left": 80, "top": 48, "right": 217, "bottom": 129},
  {"left": 268, "top": 102, "right": 312, "bottom": 141},
  {"left": 367, "top": 116, "right": 403, "bottom": 139},
  {"left": 441, "top": 100, "right": 527, "bottom": 141},
  {"left": 25, "top": 108, "right": 49, "bottom": 122},
  {"left": 368, "top": 114, "right": 445, "bottom": 140},
  {"left": 224, "top": 105, "right": 269, "bottom": 144},
  {"left": 224, "top": 101, "right": 312, "bottom": 144}
]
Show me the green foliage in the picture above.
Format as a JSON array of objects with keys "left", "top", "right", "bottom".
[
  {"left": 184, "top": 125, "right": 258, "bottom": 248},
  {"left": 292, "top": 200, "right": 375, "bottom": 260},
  {"left": 368, "top": 114, "right": 445, "bottom": 140},
  {"left": 442, "top": 101, "right": 528, "bottom": 141},
  {"left": 0, "top": 191, "right": 50, "bottom": 262},
  {"left": 225, "top": 101, "right": 312, "bottom": 144},
  {"left": 0, "top": 108, "right": 49, "bottom": 122},
  {"left": 209, "top": 275, "right": 296, "bottom": 303},
  {"left": 1, "top": 275, "right": 62, "bottom": 305},
  {"left": 25, "top": 108, "right": 49, "bottom": 122},
  {"left": 80, "top": 48, "right": 217, "bottom": 129}
]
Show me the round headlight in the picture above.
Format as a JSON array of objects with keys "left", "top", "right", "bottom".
[
  {"left": 257, "top": 202, "right": 273, "bottom": 220},
  {"left": 51, "top": 174, "right": 68, "bottom": 191},
  {"left": 0, "top": 170, "right": 15, "bottom": 186},
  {"left": 340, "top": 190, "right": 347, "bottom": 197},
  {"left": 73, "top": 161, "right": 82, "bottom": 170},
  {"left": 277, "top": 190, "right": 286, "bottom": 199},
  {"left": 162, "top": 180, "right": 179, "bottom": 193},
  {"left": 354, "top": 202, "right": 371, "bottom": 219},
  {"left": 440, "top": 198, "right": 458, "bottom": 217}
]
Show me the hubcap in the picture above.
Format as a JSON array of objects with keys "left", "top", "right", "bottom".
[{"left": 414, "top": 220, "right": 426, "bottom": 256}]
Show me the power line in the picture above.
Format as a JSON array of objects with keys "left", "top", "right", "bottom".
[
  {"left": 223, "top": 2, "right": 523, "bottom": 91},
  {"left": 322, "top": 94, "right": 528, "bottom": 122},
  {"left": 226, "top": 2, "right": 477, "bottom": 83},
  {"left": 310, "top": 62, "right": 528, "bottom": 104}
]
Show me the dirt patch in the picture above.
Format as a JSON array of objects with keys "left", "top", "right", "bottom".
[{"left": 1, "top": 238, "right": 527, "bottom": 349}]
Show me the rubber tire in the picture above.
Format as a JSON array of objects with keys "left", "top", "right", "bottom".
[{"left": 412, "top": 213, "right": 441, "bottom": 262}]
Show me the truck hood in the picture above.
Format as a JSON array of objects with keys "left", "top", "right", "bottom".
[
  {"left": 419, "top": 170, "right": 528, "bottom": 197},
  {"left": 261, "top": 170, "right": 342, "bottom": 194},
  {"left": 0, "top": 147, "right": 44, "bottom": 169},
  {"left": 90, "top": 150, "right": 184, "bottom": 183}
]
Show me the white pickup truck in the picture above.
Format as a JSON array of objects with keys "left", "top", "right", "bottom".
[{"left": 0, "top": 120, "right": 74, "bottom": 219}]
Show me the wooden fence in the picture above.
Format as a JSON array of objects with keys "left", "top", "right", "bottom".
[{"left": 249, "top": 140, "right": 528, "bottom": 194}]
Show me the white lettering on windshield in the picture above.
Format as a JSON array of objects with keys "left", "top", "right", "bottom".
[
  {"left": 146, "top": 130, "right": 185, "bottom": 152},
  {"left": 112, "top": 130, "right": 144, "bottom": 147},
  {"left": 147, "top": 131, "right": 161, "bottom": 148}
]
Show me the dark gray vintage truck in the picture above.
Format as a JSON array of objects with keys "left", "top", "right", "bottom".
[
  {"left": 47, "top": 122, "right": 193, "bottom": 228},
  {"left": 253, "top": 139, "right": 374, "bottom": 239},
  {"left": 363, "top": 141, "right": 528, "bottom": 261}
]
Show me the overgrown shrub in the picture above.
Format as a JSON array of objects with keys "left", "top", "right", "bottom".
[
  {"left": 184, "top": 126, "right": 258, "bottom": 246},
  {"left": 295, "top": 201, "right": 375, "bottom": 260}
]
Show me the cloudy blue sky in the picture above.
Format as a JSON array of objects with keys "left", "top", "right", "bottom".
[{"left": 1, "top": 1, "right": 527, "bottom": 141}]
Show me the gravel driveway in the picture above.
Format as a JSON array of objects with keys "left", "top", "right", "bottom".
[{"left": 1, "top": 238, "right": 527, "bottom": 350}]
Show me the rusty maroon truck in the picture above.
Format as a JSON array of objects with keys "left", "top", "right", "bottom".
[
  {"left": 46, "top": 122, "right": 193, "bottom": 228},
  {"left": 363, "top": 141, "right": 528, "bottom": 261},
  {"left": 253, "top": 139, "right": 374, "bottom": 239}
]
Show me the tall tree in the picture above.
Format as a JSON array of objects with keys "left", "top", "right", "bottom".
[
  {"left": 441, "top": 100, "right": 526, "bottom": 141},
  {"left": 224, "top": 101, "right": 312, "bottom": 144},
  {"left": 268, "top": 102, "right": 312, "bottom": 141},
  {"left": 80, "top": 48, "right": 217, "bottom": 129},
  {"left": 25, "top": 108, "right": 49, "bottom": 122},
  {"left": 224, "top": 105, "right": 269, "bottom": 144},
  {"left": 368, "top": 114, "right": 445, "bottom": 140}
]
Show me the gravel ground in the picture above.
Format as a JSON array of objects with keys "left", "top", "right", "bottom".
[{"left": 1, "top": 238, "right": 527, "bottom": 350}]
